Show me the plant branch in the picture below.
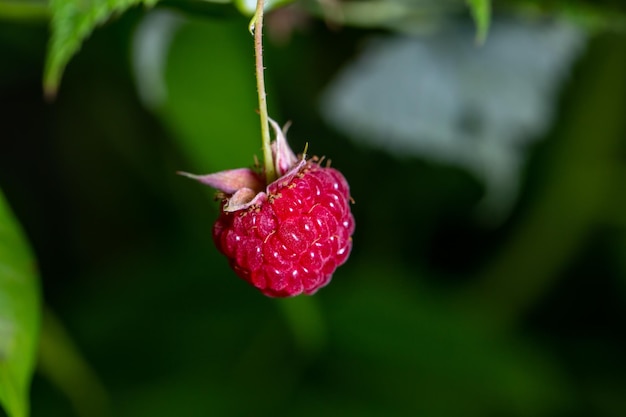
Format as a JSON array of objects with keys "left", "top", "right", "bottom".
[{"left": 251, "top": 0, "right": 276, "bottom": 183}]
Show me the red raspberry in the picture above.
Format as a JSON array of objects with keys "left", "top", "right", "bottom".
[{"left": 180, "top": 120, "right": 354, "bottom": 297}]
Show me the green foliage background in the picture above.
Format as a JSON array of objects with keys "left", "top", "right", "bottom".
[{"left": 1, "top": 1, "right": 626, "bottom": 416}]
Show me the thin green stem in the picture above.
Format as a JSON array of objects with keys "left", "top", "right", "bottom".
[{"left": 252, "top": 0, "right": 276, "bottom": 183}]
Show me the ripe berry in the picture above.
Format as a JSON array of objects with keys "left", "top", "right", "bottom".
[{"left": 180, "top": 120, "right": 354, "bottom": 297}]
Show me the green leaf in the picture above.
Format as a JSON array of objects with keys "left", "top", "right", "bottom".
[
  {"left": 44, "top": 0, "right": 159, "bottom": 97},
  {"left": 467, "top": 0, "right": 491, "bottom": 44},
  {"left": 0, "top": 190, "right": 41, "bottom": 417}
]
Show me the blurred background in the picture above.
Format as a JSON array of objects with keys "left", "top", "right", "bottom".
[{"left": 1, "top": 0, "right": 626, "bottom": 416}]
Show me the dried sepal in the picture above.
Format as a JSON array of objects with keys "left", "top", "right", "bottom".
[
  {"left": 178, "top": 168, "right": 263, "bottom": 195},
  {"left": 269, "top": 118, "right": 297, "bottom": 176}
]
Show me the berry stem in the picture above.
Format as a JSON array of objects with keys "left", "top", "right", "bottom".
[{"left": 251, "top": 0, "right": 276, "bottom": 183}]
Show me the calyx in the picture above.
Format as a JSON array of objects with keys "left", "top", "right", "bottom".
[{"left": 178, "top": 119, "right": 307, "bottom": 212}]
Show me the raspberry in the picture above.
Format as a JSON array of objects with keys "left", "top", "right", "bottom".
[{"left": 180, "top": 120, "right": 354, "bottom": 297}]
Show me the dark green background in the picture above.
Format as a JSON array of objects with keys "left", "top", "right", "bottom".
[{"left": 1, "top": 4, "right": 626, "bottom": 417}]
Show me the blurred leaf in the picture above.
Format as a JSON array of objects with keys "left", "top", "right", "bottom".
[
  {"left": 38, "top": 310, "right": 111, "bottom": 417},
  {"left": 466, "top": 32, "right": 626, "bottom": 327},
  {"left": 320, "top": 19, "right": 585, "bottom": 217},
  {"left": 304, "top": 0, "right": 466, "bottom": 33},
  {"left": 0, "top": 0, "right": 48, "bottom": 21},
  {"left": 321, "top": 262, "right": 572, "bottom": 417},
  {"left": 467, "top": 0, "right": 490, "bottom": 43},
  {"left": 154, "top": 0, "right": 238, "bottom": 19},
  {"left": 233, "top": 0, "right": 293, "bottom": 16},
  {"left": 44, "top": 0, "right": 158, "bottom": 96},
  {"left": 133, "top": 13, "right": 265, "bottom": 172},
  {"left": 507, "top": 1, "right": 626, "bottom": 33},
  {"left": 558, "top": 3, "right": 626, "bottom": 33},
  {"left": 0, "top": 190, "right": 41, "bottom": 417}
]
